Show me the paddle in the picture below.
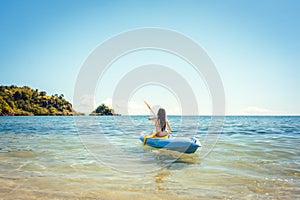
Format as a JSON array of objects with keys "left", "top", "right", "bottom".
[{"left": 143, "top": 99, "right": 156, "bottom": 116}]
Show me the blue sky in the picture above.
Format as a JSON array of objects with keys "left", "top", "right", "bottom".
[{"left": 1, "top": 0, "right": 299, "bottom": 115}]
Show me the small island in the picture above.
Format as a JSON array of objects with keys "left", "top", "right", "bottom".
[
  {"left": 90, "top": 103, "right": 120, "bottom": 116},
  {"left": 0, "top": 85, "right": 76, "bottom": 116}
]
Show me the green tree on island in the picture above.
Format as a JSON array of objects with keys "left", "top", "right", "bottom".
[
  {"left": 0, "top": 85, "right": 76, "bottom": 116},
  {"left": 92, "top": 104, "right": 115, "bottom": 115}
]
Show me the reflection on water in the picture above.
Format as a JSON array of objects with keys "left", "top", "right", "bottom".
[
  {"left": 0, "top": 116, "right": 299, "bottom": 199},
  {"left": 155, "top": 170, "right": 170, "bottom": 184},
  {"left": 155, "top": 170, "right": 171, "bottom": 191}
]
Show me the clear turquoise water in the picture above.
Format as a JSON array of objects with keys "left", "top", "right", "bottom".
[{"left": 0, "top": 116, "right": 299, "bottom": 199}]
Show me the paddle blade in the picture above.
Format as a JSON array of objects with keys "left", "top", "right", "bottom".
[{"left": 143, "top": 100, "right": 156, "bottom": 116}]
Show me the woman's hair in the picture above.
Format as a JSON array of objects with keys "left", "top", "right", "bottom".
[{"left": 157, "top": 108, "right": 166, "bottom": 131}]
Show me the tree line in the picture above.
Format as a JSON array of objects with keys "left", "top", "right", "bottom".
[
  {"left": 0, "top": 85, "right": 75, "bottom": 116},
  {"left": 0, "top": 85, "right": 119, "bottom": 116}
]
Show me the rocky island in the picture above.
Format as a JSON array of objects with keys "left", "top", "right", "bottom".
[{"left": 90, "top": 103, "right": 120, "bottom": 116}]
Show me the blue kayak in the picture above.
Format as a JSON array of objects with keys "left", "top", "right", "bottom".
[{"left": 140, "top": 134, "right": 201, "bottom": 154}]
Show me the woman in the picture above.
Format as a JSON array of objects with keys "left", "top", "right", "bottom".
[{"left": 148, "top": 108, "right": 172, "bottom": 137}]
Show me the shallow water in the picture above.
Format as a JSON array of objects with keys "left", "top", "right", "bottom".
[{"left": 0, "top": 116, "right": 299, "bottom": 199}]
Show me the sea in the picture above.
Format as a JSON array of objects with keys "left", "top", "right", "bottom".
[{"left": 0, "top": 116, "right": 299, "bottom": 200}]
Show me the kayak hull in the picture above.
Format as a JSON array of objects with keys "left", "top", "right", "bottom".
[{"left": 140, "top": 134, "right": 201, "bottom": 154}]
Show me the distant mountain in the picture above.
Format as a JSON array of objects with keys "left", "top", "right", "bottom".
[{"left": 0, "top": 85, "right": 77, "bottom": 116}]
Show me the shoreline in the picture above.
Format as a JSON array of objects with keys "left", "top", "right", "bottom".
[{"left": 0, "top": 115, "right": 299, "bottom": 117}]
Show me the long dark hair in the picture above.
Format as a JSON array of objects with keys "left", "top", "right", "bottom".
[{"left": 157, "top": 108, "right": 166, "bottom": 131}]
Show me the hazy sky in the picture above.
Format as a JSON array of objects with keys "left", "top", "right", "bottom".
[{"left": 1, "top": 0, "right": 299, "bottom": 115}]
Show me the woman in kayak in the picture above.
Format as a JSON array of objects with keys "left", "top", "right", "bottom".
[{"left": 148, "top": 108, "right": 172, "bottom": 137}]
